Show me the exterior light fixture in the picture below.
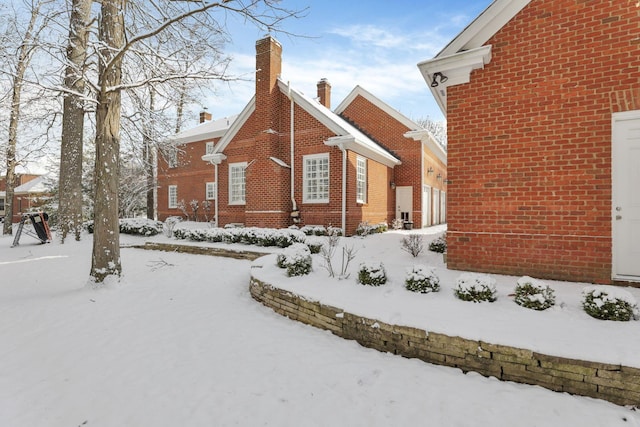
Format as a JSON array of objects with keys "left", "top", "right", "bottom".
[
  {"left": 390, "top": 181, "right": 396, "bottom": 190},
  {"left": 430, "top": 72, "right": 449, "bottom": 87}
]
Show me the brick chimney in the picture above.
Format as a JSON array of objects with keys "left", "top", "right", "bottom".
[
  {"left": 199, "top": 111, "right": 212, "bottom": 123},
  {"left": 317, "top": 78, "right": 331, "bottom": 108},
  {"left": 255, "top": 36, "right": 282, "bottom": 129}
]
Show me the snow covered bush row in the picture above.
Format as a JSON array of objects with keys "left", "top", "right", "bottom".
[
  {"left": 582, "top": 286, "right": 639, "bottom": 321},
  {"left": 514, "top": 276, "right": 555, "bottom": 311},
  {"left": 298, "top": 225, "right": 343, "bottom": 237},
  {"left": 173, "top": 225, "right": 306, "bottom": 248},
  {"left": 276, "top": 243, "right": 312, "bottom": 277},
  {"left": 355, "top": 221, "right": 388, "bottom": 237},
  {"left": 86, "top": 218, "right": 163, "bottom": 236}
]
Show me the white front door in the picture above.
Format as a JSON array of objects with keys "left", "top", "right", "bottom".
[
  {"left": 396, "top": 186, "right": 413, "bottom": 223},
  {"left": 612, "top": 110, "right": 640, "bottom": 279},
  {"left": 433, "top": 189, "right": 440, "bottom": 225}
]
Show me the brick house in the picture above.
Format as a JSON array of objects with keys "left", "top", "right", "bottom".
[
  {"left": 158, "top": 36, "right": 447, "bottom": 235},
  {"left": 417, "top": 0, "right": 640, "bottom": 283},
  {"left": 0, "top": 173, "right": 49, "bottom": 223}
]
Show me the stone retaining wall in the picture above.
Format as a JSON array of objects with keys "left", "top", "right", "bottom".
[
  {"left": 250, "top": 276, "right": 640, "bottom": 407},
  {"left": 133, "top": 242, "right": 265, "bottom": 261}
]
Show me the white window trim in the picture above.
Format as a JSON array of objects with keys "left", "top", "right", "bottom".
[
  {"left": 168, "top": 185, "right": 178, "bottom": 209},
  {"left": 206, "top": 182, "right": 216, "bottom": 200},
  {"left": 205, "top": 142, "right": 215, "bottom": 155},
  {"left": 303, "top": 153, "right": 330, "bottom": 204},
  {"left": 356, "top": 156, "right": 367, "bottom": 204},
  {"left": 228, "top": 162, "right": 247, "bottom": 205}
]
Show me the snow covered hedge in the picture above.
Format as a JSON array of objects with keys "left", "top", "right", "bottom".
[
  {"left": 582, "top": 286, "right": 639, "bottom": 321},
  {"left": 454, "top": 273, "right": 497, "bottom": 303},
  {"left": 514, "top": 276, "right": 555, "bottom": 311},
  {"left": 173, "top": 225, "right": 307, "bottom": 248},
  {"left": 355, "top": 221, "right": 388, "bottom": 236},
  {"left": 357, "top": 261, "right": 387, "bottom": 286},
  {"left": 86, "top": 218, "right": 163, "bottom": 236},
  {"left": 405, "top": 265, "right": 440, "bottom": 293},
  {"left": 276, "top": 243, "right": 312, "bottom": 277}
]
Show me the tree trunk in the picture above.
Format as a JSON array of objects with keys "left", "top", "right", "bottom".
[
  {"left": 59, "top": 0, "right": 92, "bottom": 242},
  {"left": 3, "top": 1, "right": 42, "bottom": 235},
  {"left": 91, "top": 0, "right": 124, "bottom": 283},
  {"left": 144, "top": 88, "right": 155, "bottom": 220}
]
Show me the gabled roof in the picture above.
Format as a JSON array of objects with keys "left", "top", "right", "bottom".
[
  {"left": 171, "top": 114, "right": 239, "bottom": 144},
  {"left": 277, "top": 79, "right": 401, "bottom": 167},
  {"left": 211, "top": 97, "right": 256, "bottom": 154},
  {"left": 335, "top": 85, "right": 422, "bottom": 132},
  {"left": 213, "top": 78, "right": 401, "bottom": 168},
  {"left": 335, "top": 85, "right": 446, "bottom": 164},
  {"left": 15, "top": 174, "right": 49, "bottom": 194},
  {"left": 417, "top": 0, "right": 531, "bottom": 116}
]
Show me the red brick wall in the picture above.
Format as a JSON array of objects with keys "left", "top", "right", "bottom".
[
  {"left": 157, "top": 139, "right": 218, "bottom": 222},
  {"left": 340, "top": 95, "right": 447, "bottom": 228},
  {"left": 446, "top": 0, "right": 640, "bottom": 283}
]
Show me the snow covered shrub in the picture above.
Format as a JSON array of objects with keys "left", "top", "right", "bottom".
[
  {"left": 454, "top": 273, "right": 497, "bottom": 303},
  {"left": 514, "top": 276, "right": 555, "bottom": 311},
  {"left": 391, "top": 218, "right": 404, "bottom": 230},
  {"left": 163, "top": 216, "right": 183, "bottom": 237},
  {"left": 357, "top": 262, "right": 387, "bottom": 286},
  {"left": 405, "top": 265, "right": 440, "bottom": 293},
  {"left": 401, "top": 234, "right": 424, "bottom": 258},
  {"left": 428, "top": 235, "right": 447, "bottom": 253},
  {"left": 306, "top": 241, "right": 323, "bottom": 254},
  {"left": 582, "top": 286, "right": 639, "bottom": 322},
  {"left": 276, "top": 243, "right": 312, "bottom": 277}
]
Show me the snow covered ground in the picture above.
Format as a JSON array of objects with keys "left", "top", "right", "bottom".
[{"left": 1, "top": 226, "right": 639, "bottom": 427}]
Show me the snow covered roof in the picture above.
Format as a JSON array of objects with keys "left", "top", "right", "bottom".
[
  {"left": 335, "top": 85, "right": 422, "bottom": 132},
  {"left": 212, "top": 79, "right": 401, "bottom": 168},
  {"left": 417, "top": 0, "right": 531, "bottom": 115},
  {"left": 15, "top": 174, "right": 49, "bottom": 194},
  {"left": 171, "top": 114, "right": 239, "bottom": 145},
  {"left": 276, "top": 79, "right": 401, "bottom": 168}
]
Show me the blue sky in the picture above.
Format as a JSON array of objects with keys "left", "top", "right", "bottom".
[{"left": 198, "top": 0, "right": 493, "bottom": 126}]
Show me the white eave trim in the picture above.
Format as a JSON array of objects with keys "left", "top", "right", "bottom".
[
  {"left": 325, "top": 135, "right": 401, "bottom": 168},
  {"left": 269, "top": 157, "right": 290, "bottom": 168},
  {"left": 438, "top": 0, "right": 531, "bottom": 56},
  {"left": 417, "top": 45, "right": 492, "bottom": 115},
  {"left": 202, "top": 153, "right": 227, "bottom": 165},
  {"left": 404, "top": 130, "right": 447, "bottom": 165}
]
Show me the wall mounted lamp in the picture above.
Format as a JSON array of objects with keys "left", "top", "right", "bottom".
[
  {"left": 427, "top": 166, "right": 434, "bottom": 175},
  {"left": 436, "top": 173, "right": 442, "bottom": 181},
  {"left": 390, "top": 181, "right": 396, "bottom": 190},
  {"left": 430, "top": 72, "right": 449, "bottom": 88}
]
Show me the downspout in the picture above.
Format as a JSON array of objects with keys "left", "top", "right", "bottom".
[
  {"left": 214, "top": 163, "right": 219, "bottom": 227},
  {"left": 340, "top": 144, "right": 347, "bottom": 235},
  {"left": 287, "top": 81, "right": 299, "bottom": 222}
]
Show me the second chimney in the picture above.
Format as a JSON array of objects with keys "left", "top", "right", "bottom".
[
  {"left": 317, "top": 78, "right": 331, "bottom": 109},
  {"left": 199, "top": 111, "right": 212, "bottom": 123}
]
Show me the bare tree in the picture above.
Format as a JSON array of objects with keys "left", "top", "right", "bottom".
[
  {"left": 2, "top": 0, "right": 52, "bottom": 235},
  {"left": 89, "top": 0, "right": 304, "bottom": 283},
  {"left": 416, "top": 116, "right": 447, "bottom": 150},
  {"left": 58, "top": 0, "right": 92, "bottom": 242}
]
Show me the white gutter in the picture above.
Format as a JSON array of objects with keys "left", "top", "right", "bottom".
[
  {"left": 287, "top": 82, "right": 298, "bottom": 214},
  {"left": 340, "top": 145, "right": 347, "bottom": 235},
  {"left": 202, "top": 153, "right": 227, "bottom": 227}
]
